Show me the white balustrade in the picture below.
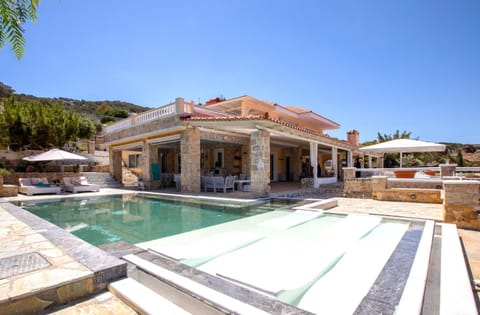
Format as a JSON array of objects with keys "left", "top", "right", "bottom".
[{"left": 105, "top": 102, "right": 177, "bottom": 134}]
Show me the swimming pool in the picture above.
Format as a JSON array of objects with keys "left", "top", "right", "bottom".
[
  {"left": 16, "top": 194, "right": 296, "bottom": 245},
  {"left": 12, "top": 194, "right": 437, "bottom": 313}
]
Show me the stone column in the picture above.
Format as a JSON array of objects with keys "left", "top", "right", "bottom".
[
  {"left": 112, "top": 150, "right": 123, "bottom": 182},
  {"left": 443, "top": 180, "right": 480, "bottom": 229},
  {"left": 141, "top": 142, "right": 152, "bottom": 187},
  {"left": 180, "top": 128, "right": 201, "bottom": 192},
  {"left": 371, "top": 176, "right": 388, "bottom": 200},
  {"left": 292, "top": 147, "right": 302, "bottom": 182},
  {"left": 250, "top": 130, "right": 270, "bottom": 196},
  {"left": 440, "top": 164, "right": 457, "bottom": 177}
]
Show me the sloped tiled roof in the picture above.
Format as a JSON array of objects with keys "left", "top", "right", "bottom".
[
  {"left": 182, "top": 114, "right": 354, "bottom": 148},
  {"left": 285, "top": 106, "right": 311, "bottom": 114}
]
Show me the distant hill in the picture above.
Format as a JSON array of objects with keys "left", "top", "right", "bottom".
[{"left": 0, "top": 81, "right": 151, "bottom": 121}]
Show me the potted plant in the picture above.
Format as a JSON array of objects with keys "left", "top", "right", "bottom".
[{"left": 0, "top": 168, "right": 12, "bottom": 187}]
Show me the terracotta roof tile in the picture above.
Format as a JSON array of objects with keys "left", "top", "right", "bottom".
[{"left": 182, "top": 115, "right": 353, "bottom": 147}]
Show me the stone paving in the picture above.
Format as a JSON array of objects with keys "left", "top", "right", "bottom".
[
  {"left": 0, "top": 206, "right": 93, "bottom": 314},
  {"left": 48, "top": 292, "right": 137, "bottom": 315},
  {"left": 330, "top": 197, "right": 443, "bottom": 221},
  {"left": 0, "top": 186, "right": 478, "bottom": 313},
  {"left": 0, "top": 190, "right": 130, "bottom": 314}
]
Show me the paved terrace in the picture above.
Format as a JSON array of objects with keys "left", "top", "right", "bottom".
[{"left": 0, "top": 186, "right": 479, "bottom": 313}]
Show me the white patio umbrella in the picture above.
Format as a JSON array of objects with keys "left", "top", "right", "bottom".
[
  {"left": 23, "top": 148, "right": 88, "bottom": 163},
  {"left": 359, "top": 139, "right": 446, "bottom": 168},
  {"left": 23, "top": 149, "right": 88, "bottom": 178}
]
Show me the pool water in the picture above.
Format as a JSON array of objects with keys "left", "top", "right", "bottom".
[{"left": 17, "top": 194, "right": 294, "bottom": 246}]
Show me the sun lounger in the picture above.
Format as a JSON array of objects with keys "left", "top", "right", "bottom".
[
  {"left": 18, "top": 177, "right": 61, "bottom": 196},
  {"left": 62, "top": 176, "right": 100, "bottom": 193}
]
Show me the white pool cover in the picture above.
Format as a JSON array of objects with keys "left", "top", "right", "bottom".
[{"left": 141, "top": 210, "right": 410, "bottom": 314}]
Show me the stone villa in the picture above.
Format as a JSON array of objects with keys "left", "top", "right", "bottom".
[{"left": 103, "top": 95, "right": 361, "bottom": 195}]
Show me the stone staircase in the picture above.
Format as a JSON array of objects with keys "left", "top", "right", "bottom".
[{"left": 82, "top": 172, "right": 123, "bottom": 188}]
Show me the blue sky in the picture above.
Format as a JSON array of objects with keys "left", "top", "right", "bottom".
[{"left": 2, "top": 0, "right": 479, "bottom": 144}]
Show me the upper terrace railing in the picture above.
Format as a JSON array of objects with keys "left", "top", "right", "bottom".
[
  {"left": 354, "top": 166, "right": 480, "bottom": 178},
  {"left": 104, "top": 98, "right": 193, "bottom": 134}
]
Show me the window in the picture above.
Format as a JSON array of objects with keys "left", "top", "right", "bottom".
[
  {"left": 128, "top": 154, "right": 141, "bottom": 168},
  {"left": 214, "top": 148, "right": 224, "bottom": 168}
]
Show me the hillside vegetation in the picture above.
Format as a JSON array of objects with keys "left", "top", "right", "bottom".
[{"left": 0, "top": 82, "right": 151, "bottom": 122}]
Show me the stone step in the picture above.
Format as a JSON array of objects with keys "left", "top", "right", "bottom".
[
  {"left": 109, "top": 278, "right": 191, "bottom": 315},
  {"left": 123, "top": 254, "right": 270, "bottom": 314},
  {"left": 82, "top": 172, "right": 123, "bottom": 188}
]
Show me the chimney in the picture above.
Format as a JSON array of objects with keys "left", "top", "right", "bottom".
[
  {"left": 205, "top": 97, "right": 226, "bottom": 106},
  {"left": 347, "top": 129, "right": 360, "bottom": 147}
]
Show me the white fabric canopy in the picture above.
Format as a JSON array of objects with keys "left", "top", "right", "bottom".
[
  {"left": 359, "top": 139, "right": 446, "bottom": 168},
  {"left": 359, "top": 139, "right": 446, "bottom": 154},
  {"left": 23, "top": 149, "right": 88, "bottom": 162}
]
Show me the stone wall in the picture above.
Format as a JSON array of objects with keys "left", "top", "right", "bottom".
[
  {"left": 241, "top": 144, "right": 250, "bottom": 175},
  {"left": 374, "top": 188, "right": 442, "bottom": 203},
  {"left": 200, "top": 131, "right": 248, "bottom": 145},
  {"left": 344, "top": 178, "right": 372, "bottom": 194},
  {"left": 443, "top": 180, "right": 480, "bottom": 229},
  {"left": 292, "top": 147, "right": 302, "bottom": 182},
  {"left": 387, "top": 179, "right": 443, "bottom": 190},
  {"left": 0, "top": 185, "right": 18, "bottom": 197},
  {"left": 343, "top": 167, "right": 372, "bottom": 196},
  {"left": 371, "top": 176, "right": 442, "bottom": 203}
]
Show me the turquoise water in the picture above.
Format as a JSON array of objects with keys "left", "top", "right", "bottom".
[{"left": 18, "top": 194, "right": 291, "bottom": 245}]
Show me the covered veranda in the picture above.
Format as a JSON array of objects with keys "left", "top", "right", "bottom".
[{"left": 107, "top": 117, "right": 355, "bottom": 196}]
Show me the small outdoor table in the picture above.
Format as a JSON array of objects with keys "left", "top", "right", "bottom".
[{"left": 234, "top": 180, "right": 251, "bottom": 191}]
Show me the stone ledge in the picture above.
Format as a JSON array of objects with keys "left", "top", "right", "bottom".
[
  {"left": 0, "top": 185, "right": 18, "bottom": 197},
  {"left": 374, "top": 189, "right": 442, "bottom": 203}
]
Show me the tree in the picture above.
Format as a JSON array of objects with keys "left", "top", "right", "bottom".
[
  {"left": 376, "top": 130, "right": 412, "bottom": 143},
  {"left": 456, "top": 150, "right": 465, "bottom": 167},
  {"left": 0, "top": 0, "right": 39, "bottom": 59},
  {"left": 0, "top": 97, "right": 96, "bottom": 150},
  {"left": 375, "top": 130, "right": 413, "bottom": 168}
]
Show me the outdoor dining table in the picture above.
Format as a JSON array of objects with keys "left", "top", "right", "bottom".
[{"left": 234, "top": 179, "right": 251, "bottom": 191}]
